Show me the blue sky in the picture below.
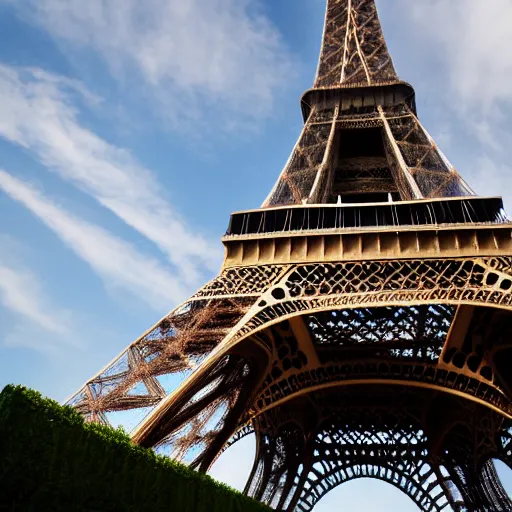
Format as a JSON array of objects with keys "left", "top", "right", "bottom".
[{"left": 1, "top": 0, "right": 511, "bottom": 509}]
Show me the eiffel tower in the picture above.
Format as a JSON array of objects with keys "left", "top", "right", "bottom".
[{"left": 69, "top": 1, "right": 512, "bottom": 510}]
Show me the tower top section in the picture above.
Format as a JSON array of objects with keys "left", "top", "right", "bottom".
[
  {"left": 300, "top": 0, "right": 415, "bottom": 120},
  {"left": 263, "top": 0, "right": 475, "bottom": 207},
  {"left": 315, "top": 0, "right": 398, "bottom": 88}
]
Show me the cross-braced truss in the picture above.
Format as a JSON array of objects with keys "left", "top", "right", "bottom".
[
  {"left": 69, "top": 296, "right": 256, "bottom": 423},
  {"left": 245, "top": 389, "right": 512, "bottom": 511},
  {"left": 264, "top": 104, "right": 473, "bottom": 207},
  {"left": 315, "top": 0, "right": 398, "bottom": 87}
]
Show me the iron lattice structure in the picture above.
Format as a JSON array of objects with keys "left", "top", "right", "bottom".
[{"left": 69, "top": 1, "right": 512, "bottom": 510}]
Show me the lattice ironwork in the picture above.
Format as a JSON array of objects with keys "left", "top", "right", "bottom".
[
  {"left": 147, "top": 353, "right": 258, "bottom": 469},
  {"left": 245, "top": 388, "right": 512, "bottom": 511},
  {"left": 193, "top": 265, "right": 287, "bottom": 299},
  {"left": 307, "top": 305, "right": 453, "bottom": 357},
  {"left": 387, "top": 108, "right": 473, "bottom": 198},
  {"left": 68, "top": 0, "right": 512, "bottom": 510},
  {"left": 221, "top": 423, "right": 255, "bottom": 454},
  {"left": 264, "top": 0, "right": 473, "bottom": 207},
  {"left": 315, "top": 0, "right": 398, "bottom": 87},
  {"left": 264, "top": 108, "right": 333, "bottom": 206},
  {"left": 265, "top": 104, "right": 473, "bottom": 206},
  {"left": 233, "top": 258, "right": 512, "bottom": 345},
  {"left": 68, "top": 294, "right": 255, "bottom": 424}
]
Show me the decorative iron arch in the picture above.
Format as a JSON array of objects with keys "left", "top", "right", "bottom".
[
  {"left": 297, "top": 470, "right": 445, "bottom": 512},
  {"left": 287, "top": 413, "right": 460, "bottom": 512}
]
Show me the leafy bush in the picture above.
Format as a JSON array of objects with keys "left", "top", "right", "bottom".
[{"left": 0, "top": 385, "right": 270, "bottom": 512}]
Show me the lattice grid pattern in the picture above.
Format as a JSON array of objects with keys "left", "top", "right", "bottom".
[
  {"left": 265, "top": 110, "right": 332, "bottom": 206},
  {"left": 69, "top": 295, "right": 255, "bottom": 424},
  {"left": 244, "top": 389, "right": 512, "bottom": 511},
  {"left": 315, "top": 0, "right": 398, "bottom": 87},
  {"left": 307, "top": 305, "right": 454, "bottom": 359},
  {"left": 388, "top": 110, "right": 473, "bottom": 198}
]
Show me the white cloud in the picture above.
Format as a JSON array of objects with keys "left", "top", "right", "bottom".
[
  {"left": 470, "top": 155, "right": 512, "bottom": 204},
  {"left": 0, "top": 169, "right": 190, "bottom": 310},
  {"left": 400, "top": 1, "right": 512, "bottom": 141},
  {"left": 13, "top": 0, "right": 293, "bottom": 121},
  {"left": 0, "top": 252, "right": 77, "bottom": 353},
  {"left": 0, "top": 65, "right": 221, "bottom": 284},
  {"left": 392, "top": 0, "right": 512, "bottom": 207},
  {"left": 405, "top": 1, "right": 512, "bottom": 110},
  {"left": 0, "top": 263, "right": 67, "bottom": 335}
]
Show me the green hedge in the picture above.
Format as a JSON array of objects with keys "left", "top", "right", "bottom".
[{"left": 0, "top": 385, "right": 270, "bottom": 512}]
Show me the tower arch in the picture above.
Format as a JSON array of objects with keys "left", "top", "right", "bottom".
[{"left": 312, "top": 477, "right": 420, "bottom": 512}]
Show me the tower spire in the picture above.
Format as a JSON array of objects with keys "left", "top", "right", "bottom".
[
  {"left": 263, "top": 0, "right": 473, "bottom": 208},
  {"left": 315, "top": 0, "right": 398, "bottom": 88}
]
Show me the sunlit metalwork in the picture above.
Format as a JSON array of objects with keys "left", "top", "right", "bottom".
[{"left": 69, "top": 1, "right": 512, "bottom": 510}]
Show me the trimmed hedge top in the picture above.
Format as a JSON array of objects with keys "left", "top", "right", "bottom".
[{"left": 0, "top": 385, "right": 271, "bottom": 512}]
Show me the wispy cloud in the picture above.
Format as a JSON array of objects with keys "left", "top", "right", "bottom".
[
  {"left": 0, "top": 247, "right": 77, "bottom": 354},
  {"left": 0, "top": 263, "right": 67, "bottom": 335},
  {"left": 414, "top": 1, "right": 512, "bottom": 113},
  {"left": 11, "top": 0, "right": 293, "bottom": 123},
  {"left": 0, "top": 170, "right": 190, "bottom": 309},
  {"left": 400, "top": 0, "right": 512, "bottom": 139},
  {"left": 394, "top": 0, "right": 512, "bottom": 207},
  {"left": 0, "top": 65, "right": 221, "bottom": 283},
  {"left": 470, "top": 156, "right": 512, "bottom": 201}
]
